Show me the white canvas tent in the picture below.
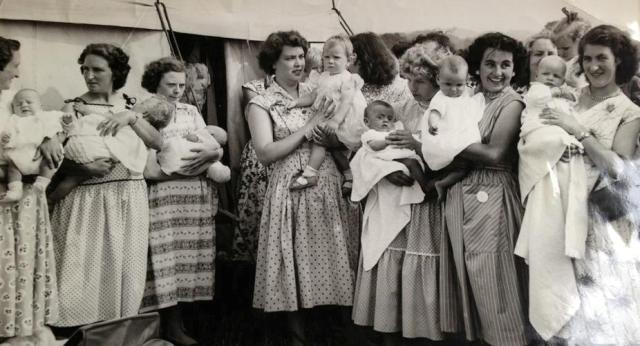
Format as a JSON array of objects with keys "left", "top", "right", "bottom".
[{"left": 1, "top": 0, "right": 638, "bottom": 170}]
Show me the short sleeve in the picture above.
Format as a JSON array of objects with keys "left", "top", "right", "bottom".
[
  {"left": 247, "top": 94, "right": 271, "bottom": 112},
  {"left": 351, "top": 73, "right": 364, "bottom": 91},
  {"left": 361, "top": 129, "right": 386, "bottom": 143},
  {"left": 621, "top": 103, "right": 640, "bottom": 125},
  {"left": 524, "top": 82, "right": 551, "bottom": 107},
  {"left": 184, "top": 103, "right": 207, "bottom": 130},
  {"left": 427, "top": 91, "right": 447, "bottom": 114}
]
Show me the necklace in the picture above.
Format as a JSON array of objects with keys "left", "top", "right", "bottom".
[
  {"left": 483, "top": 88, "right": 506, "bottom": 100},
  {"left": 587, "top": 87, "right": 620, "bottom": 102}
]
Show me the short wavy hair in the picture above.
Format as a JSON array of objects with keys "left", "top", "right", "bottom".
[
  {"left": 78, "top": 43, "right": 131, "bottom": 91},
  {"left": 522, "top": 31, "right": 557, "bottom": 84},
  {"left": 141, "top": 57, "right": 186, "bottom": 93},
  {"left": 0, "top": 36, "right": 20, "bottom": 71},
  {"left": 546, "top": 8, "right": 591, "bottom": 45},
  {"left": 465, "top": 32, "right": 528, "bottom": 87},
  {"left": 258, "top": 31, "right": 309, "bottom": 75},
  {"left": 399, "top": 42, "right": 451, "bottom": 86},
  {"left": 578, "top": 25, "right": 639, "bottom": 85},
  {"left": 414, "top": 31, "right": 456, "bottom": 53},
  {"left": 351, "top": 32, "right": 398, "bottom": 86}
]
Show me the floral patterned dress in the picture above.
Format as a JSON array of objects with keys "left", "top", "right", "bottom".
[
  {"left": 231, "top": 79, "right": 269, "bottom": 262},
  {"left": 558, "top": 91, "right": 640, "bottom": 345},
  {"left": 251, "top": 81, "right": 360, "bottom": 312},
  {"left": 361, "top": 75, "right": 412, "bottom": 105},
  {"left": 0, "top": 101, "right": 58, "bottom": 338}
]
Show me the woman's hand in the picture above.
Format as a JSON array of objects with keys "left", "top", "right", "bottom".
[
  {"left": 35, "top": 136, "right": 64, "bottom": 169},
  {"left": 82, "top": 158, "right": 115, "bottom": 177},
  {"left": 540, "top": 106, "right": 586, "bottom": 136},
  {"left": 180, "top": 141, "right": 223, "bottom": 175},
  {"left": 97, "top": 110, "right": 136, "bottom": 136},
  {"left": 385, "top": 171, "right": 414, "bottom": 186},
  {"left": 386, "top": 130, "right": 420, "bottom": 150},
  {"left": 314, "top": 95, "right": 337, "bottom": 119},
  {"left": 307, "top": 124, "right": 343, "bottom": 148}
]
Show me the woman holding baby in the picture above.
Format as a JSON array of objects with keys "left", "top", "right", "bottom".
[
  {"left": 529, "top": 25, "right": 640, "bottom": 344},
  {"left": 0, "top": 36, "right": 59, "bottom": 344},
  {"left": 140, "top": 57, "right": 224, "bottom": 345},
  {"left": 50, "top": 43, "right": 162, "bottom": 327},
  {"left": 352, "top": 39, "right": 454, "bottom": 343}
]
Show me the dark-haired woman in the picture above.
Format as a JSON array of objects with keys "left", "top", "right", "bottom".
[
  {"left": 350, "top": 32, "right": 411, "bottom": 105},
  {"left": 140, "top": 57, "right": 221, "bottom": 345},
  {"left": 51, "top": 43, "right": 161, "bottom": 327},
  {"left": 0, "top": 36, "right": 59, "bottom": 344},
  {"left": 538, "top": 25, "right": 640, "bottom": 345},
  {"left": 442, "top": 33, "right": 529, "bottom": 345},
  {"left": 248, "top": 30, "right": 359, "bottom": 344}
]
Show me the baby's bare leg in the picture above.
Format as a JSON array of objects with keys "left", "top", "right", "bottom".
[
  {"left": 48, "top": 175, "right": 89, "bottom": 204},
  {"left": 330, "top": 150, "right": 352, "bottom": 196},
  {"left": 395, "top": 158, "right": 436, "bottom": 197},
  {"left": 434, "top": 170, "right": 467, "bottom": 202},
  {"left": 1, "top": 163, "right": 24, "bottom": 202}
]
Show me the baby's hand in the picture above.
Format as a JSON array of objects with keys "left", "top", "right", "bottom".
[
  {"left": 62, "top": 113, "right": 75, "bottom": 125},
  {"left": 73, "top": 103, "right": 92, "bottom": 115},
  {"left": 0, "top": 132, "right": 11, "bottom": 145},
  {"left": 323, "top": 120, "right": 339, "bottom": 135},
  {"left": 286, "top": 100, "right": 298, "bottom": 109},
  {"left": 183, "top": 133, "right": 201, "bottom": 143}
]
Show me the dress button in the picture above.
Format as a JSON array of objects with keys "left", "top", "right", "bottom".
[{"left": 476, "top": 191, "right": 489, "bottom": 203}]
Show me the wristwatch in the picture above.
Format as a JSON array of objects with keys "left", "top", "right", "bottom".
[{"left": 575, "top": 131, "right": 592, "bottom": 142}]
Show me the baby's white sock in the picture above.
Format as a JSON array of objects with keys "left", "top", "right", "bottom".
[{"left": 3, "top": 181, "right": 23, "bottom": 202}]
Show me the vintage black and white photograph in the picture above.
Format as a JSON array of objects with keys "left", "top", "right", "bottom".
[{"left": 1, "top": 0, "right": 640, "bottom": 345}]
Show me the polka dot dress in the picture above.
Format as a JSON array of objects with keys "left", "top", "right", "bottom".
[
  {"left": 250, "top": 82, "right": 360, "bottom": 312},
  {"left": 51, "top": 164, "right": 149, "bottom": 326}
]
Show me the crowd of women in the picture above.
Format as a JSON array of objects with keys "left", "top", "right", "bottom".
[{"left": 1, "top": 7, "right": 640, "bottom": 346}]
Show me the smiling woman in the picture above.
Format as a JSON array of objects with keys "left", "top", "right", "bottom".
[{"left": 441, "top": 32, "right": 529, "bottom": 346}]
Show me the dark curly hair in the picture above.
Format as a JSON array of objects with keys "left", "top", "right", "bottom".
[
  {"left": 258, "top": 31, "right": 308, "bottom": 75},
  {"left": 0, "top": 36, "right": 20, "bottom": 71},
  {"left": 351, "top": 32, "right": 398, "bottom": 86},
  {"left": 78, "top": 43, "right": 131, "bottom": 91},
  {"left": 465, "top": 32, "right": 528, "bottom": 88},
  {"left": 414, "top": 31, "right": 456, "bottom": 53},
  {"left": 141, "top": 57, "right": 186, "bottom": 93},
  {"left": 578, "top": 25, "right": 639, "bottom": 85}
]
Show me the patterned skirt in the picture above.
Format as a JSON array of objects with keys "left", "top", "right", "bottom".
[
  {"left": 441, "top": 167, "right": 528, "bottom": 346},
  {"left": 51, "top": 164, "right": 149, "bottom": 327},
  {"left": 140, "top": 177, "right": 217, "bottom": 312},
  {"left": 252, "top": 147, "right": 360, "bottom": 312},
  {"left": 231, "top": 141, "right": 268, "bottom": 262},
  {"left": 0, "top": 185, "right": 58, "bottom": 337},
  {"left": 352, "top": 199, "right": 447, "bottom": 340}
]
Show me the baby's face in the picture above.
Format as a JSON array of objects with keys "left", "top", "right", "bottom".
[
  {"left": 536, "top": 62, "right": 566, "bottom": 87},
  {"left": 437, "top": 69, "right": 467, "bottom": 97},
  {"left": 323, "top": 43, "right": 349, "bottom": 75},
  {"left": 12, "top": 90, "right": 42, "bottom": 116},
  {"left": 364, "top": 104, "right": 395, "bottom": 131}
]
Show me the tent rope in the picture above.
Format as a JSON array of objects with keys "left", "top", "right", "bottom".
[
  {"left": 331, "top": 0, "right": 354, "bottom": 36},
  {"left": 153, "top": 0, "right": 239, "bottom": 223}
]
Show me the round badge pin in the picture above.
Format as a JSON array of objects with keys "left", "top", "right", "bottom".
[{"left": 476, "top": 191, "right": 489, "bottom": 203}]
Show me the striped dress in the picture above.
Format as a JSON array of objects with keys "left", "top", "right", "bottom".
[
  {"left": 141, "top": 102, "right": 217, "bottom": 311},
  {"left": 441, "top": 88, "right": 528, "bottom": 346}
]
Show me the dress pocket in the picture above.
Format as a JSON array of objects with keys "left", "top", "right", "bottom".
[{"left": 461, "top": 183, "right": 509, "bottom": 253}]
